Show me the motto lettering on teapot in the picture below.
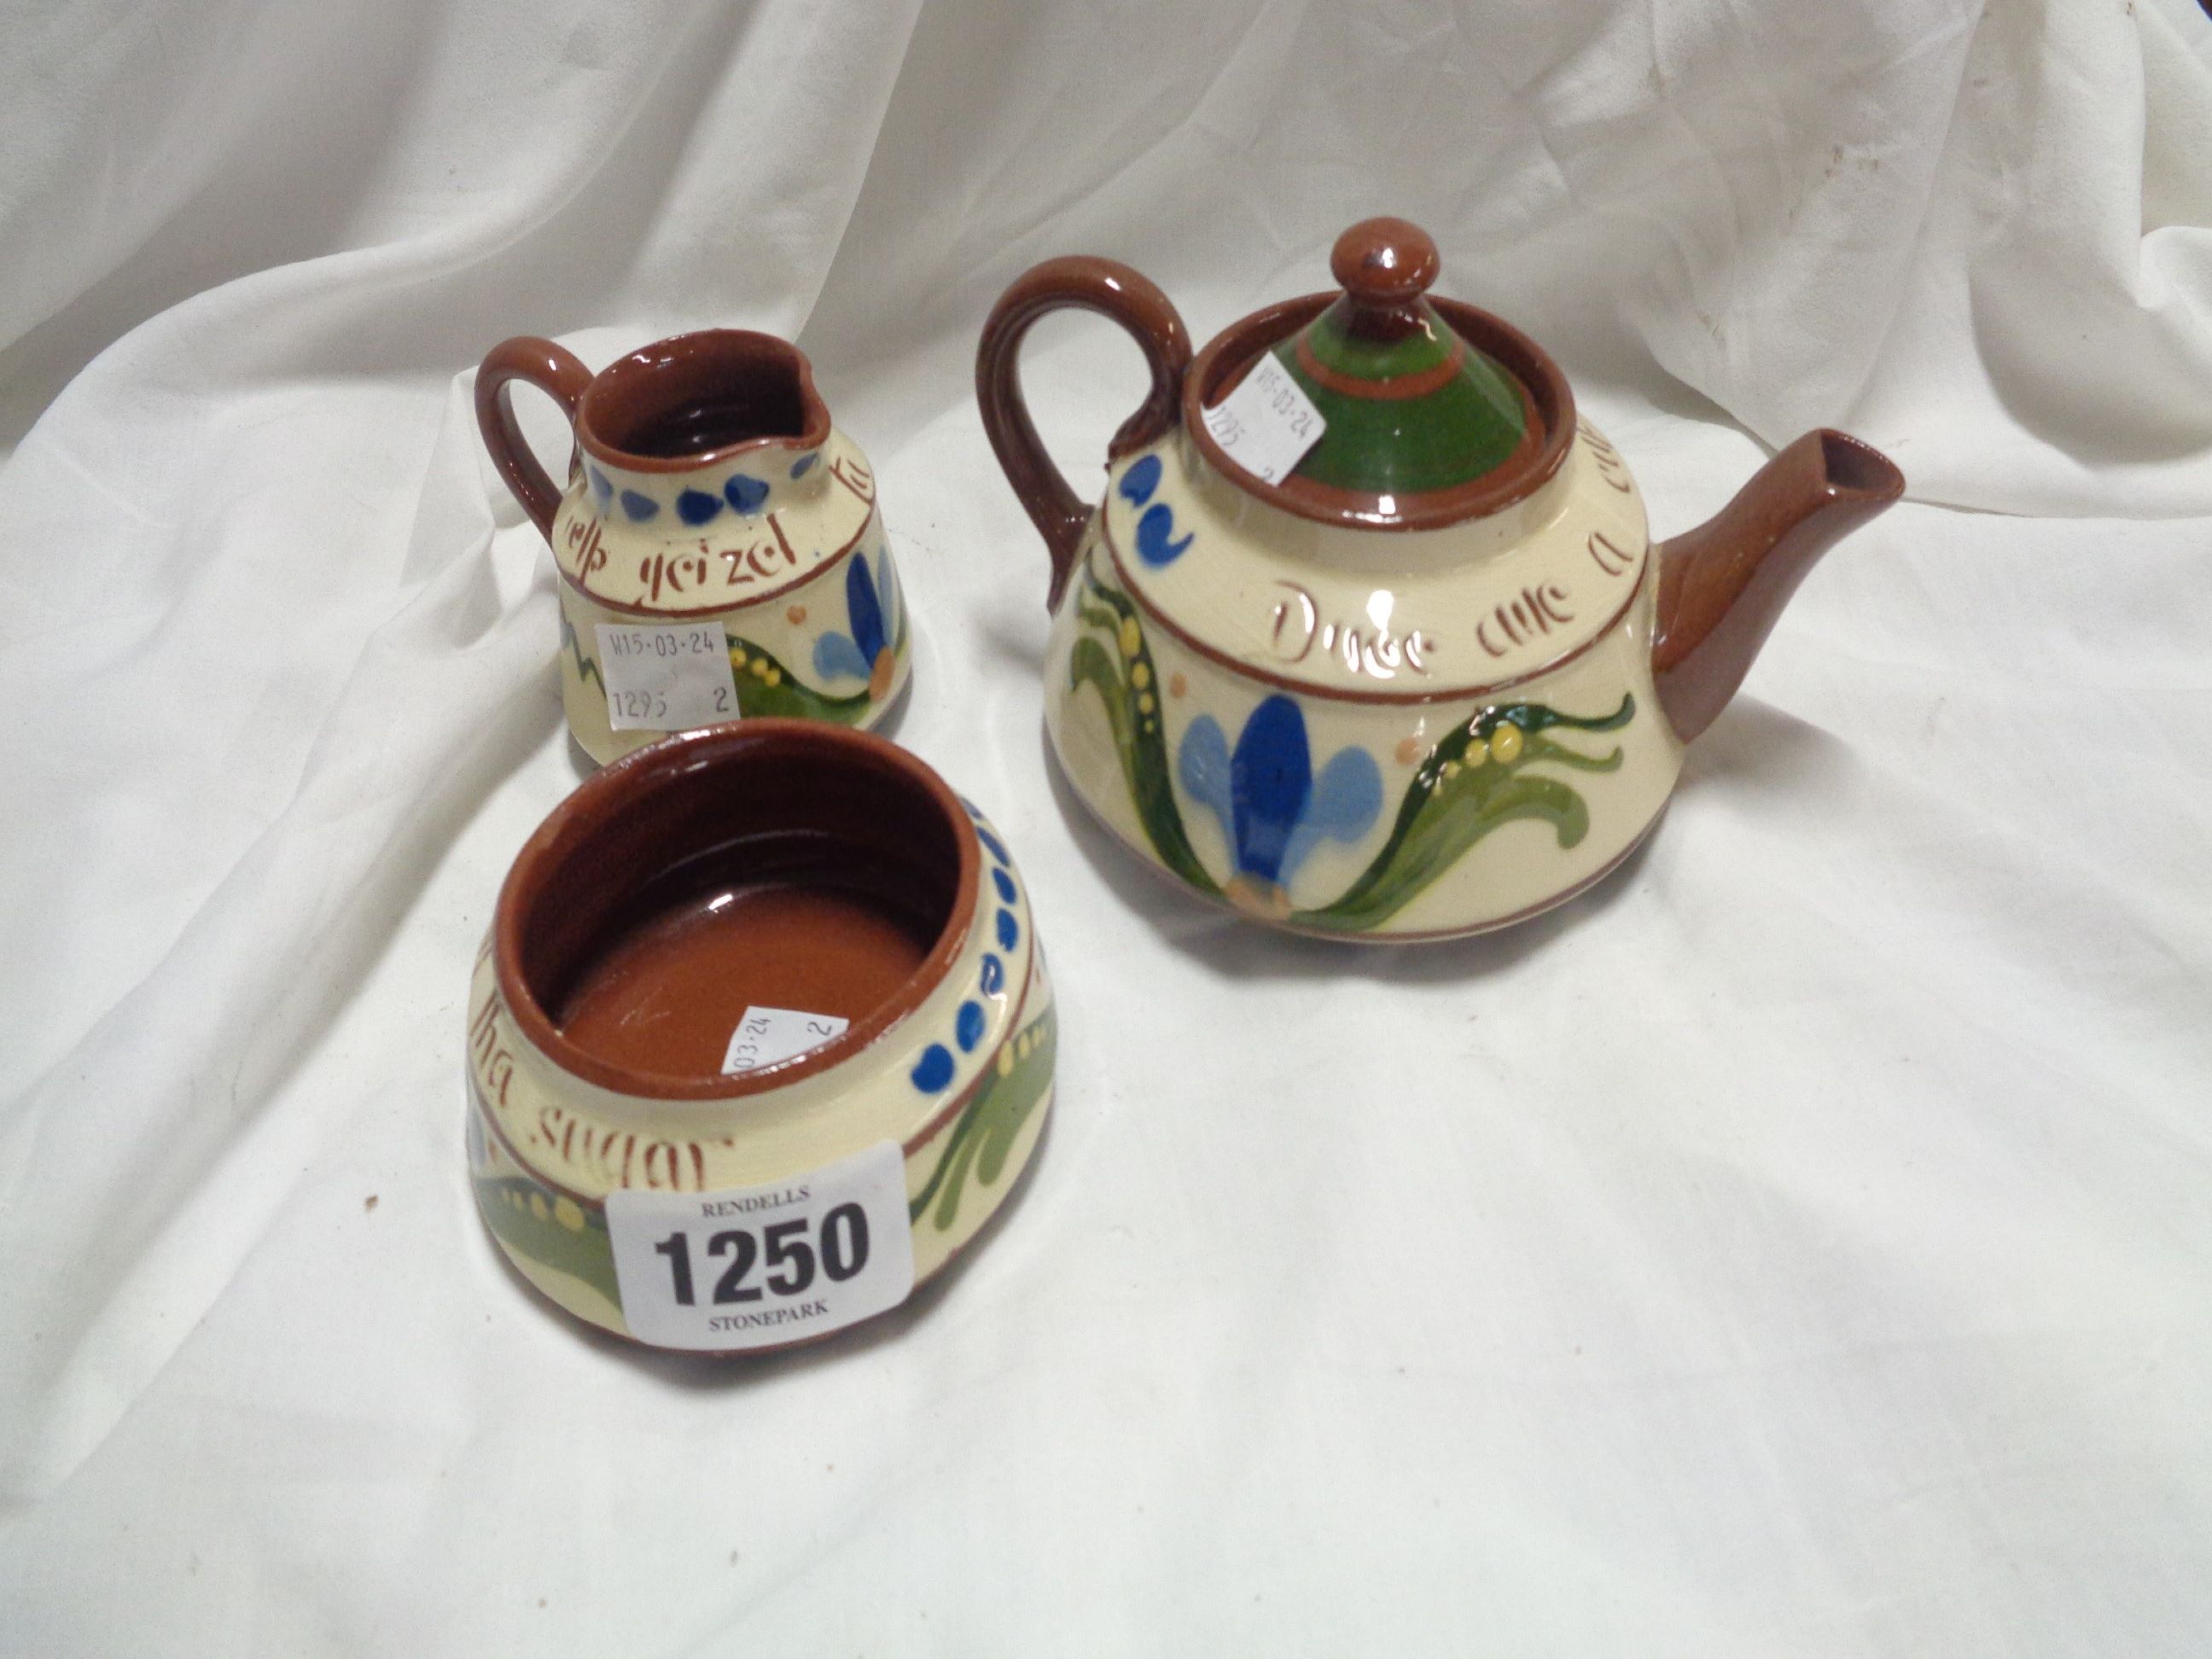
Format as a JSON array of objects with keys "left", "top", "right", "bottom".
[
  {"left": 1269, "top": 581, "right": 1435, "bottom": 679},
  {"left": 1476, "top": 583, "right": 1575, "bottom": 659},
  {"left": 1578, "top": 419, "right": 1633, "bottom": 494}
]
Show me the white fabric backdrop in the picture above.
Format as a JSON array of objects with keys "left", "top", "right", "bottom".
[{"left": 3, "top": 0, "right": 2209, "bottom": 1650}]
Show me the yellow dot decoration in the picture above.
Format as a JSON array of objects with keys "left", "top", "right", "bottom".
[
  {"left": 997, "top": 1047, "right": 1016, "bottom": 1078},
  {"left": 730, "top": 647, "right": 748, "bottom": 668},
  {"left": 554, "top": 1197, "right": 585, "bottom": 1232},
  {"left": 1138, "top": 692, "right": 1155, "bottom": 714},
  {"left": 1490, "top": 724, "right": 1523, "bottom": 763},
  {"left": 1131, "top": 661, "right": 1151, "bottom": 690},
  {"left": 529, "top": 1193, "right": 550, "bottom": 1220},
  {"left": 1117, "top": 617, "right": 1142, "bottom": 659}
]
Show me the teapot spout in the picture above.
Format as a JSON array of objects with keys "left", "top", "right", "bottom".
[{"left": 1651, "top": 429, "right": 1903, "bottom": 743}]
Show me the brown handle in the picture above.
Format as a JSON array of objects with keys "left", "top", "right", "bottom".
[
  {"left": 474, "top": 336, "right": 594, "bottom": 540},
  {"left": 975, "top": 257, "right": 1191, "bottom": 610}
]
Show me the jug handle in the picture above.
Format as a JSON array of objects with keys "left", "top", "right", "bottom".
[
  {"left": 976, "top": 258, "right": 1190, "bottom": 610},
  {"left": 475, "top": 336, "right": 594, "bottom": 539}
]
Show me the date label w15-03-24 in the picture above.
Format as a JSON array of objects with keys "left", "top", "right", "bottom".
[{"left": 594, "top": 620, "right": 738, "bottom": 732}]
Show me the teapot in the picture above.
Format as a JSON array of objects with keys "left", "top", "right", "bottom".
[{"left": 977, "top": 218, "right": 1903, "bottom": 939}]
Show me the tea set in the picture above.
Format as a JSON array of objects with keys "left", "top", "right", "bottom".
[{"left": 466, "top": 217, "right": 1902, "bottom": 1352}]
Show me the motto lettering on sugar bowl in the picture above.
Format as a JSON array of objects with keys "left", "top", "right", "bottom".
[{"left": 469, "top": 979, "right": 708, "bottom": 1194}]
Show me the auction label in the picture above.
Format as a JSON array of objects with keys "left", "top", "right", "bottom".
[
  {"left": 1202, "top": 354, "right": 1327, "bottom": 486},
  {"left": 595, "top": 620, "right": 737, "bottom": 732},
  {"left": 605, "top": 1141, "right": 914, "bottom": 1350},
  {"left": 720, "top": 1006, "right": 849, "bottom": 1076}
]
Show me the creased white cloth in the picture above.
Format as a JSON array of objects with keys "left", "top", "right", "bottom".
[{"left": 2, "top": 0, "right": 2209, "bottom": 1652}]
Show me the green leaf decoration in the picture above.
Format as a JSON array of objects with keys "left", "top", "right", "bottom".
[
  {"left": 909, "top": 1004, "right": 1058, "bottom": 1232},
  {"left": 560, "top": 608, "right": 602, "bottom": 691},
  {"left": 470, "top": 1172, "right": 620, "bottom": 1306},
  {"left": 1295, "top": 693, "right": 1635, "bottom": 933},
  {"left": 727, "top": 637, "right": 873, "bottom": 724},
  {"left": 1067, "top": 564, "right": 1221, "bottom": 895}
]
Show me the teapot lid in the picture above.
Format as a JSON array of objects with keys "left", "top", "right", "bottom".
[{"left": 1189, "top": 218, "right": 1575, "bottom": 531}]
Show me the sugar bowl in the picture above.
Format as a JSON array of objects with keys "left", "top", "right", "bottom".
[{"left": 463, "top": 721, "right": 1053, "bottom": 1351}]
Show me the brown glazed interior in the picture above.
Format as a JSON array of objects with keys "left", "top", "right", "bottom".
[
  {"left": 1186, "top": 294, "right": 1578, "bottom": 532},
  {"left": 493, "top": 722, "right": 979, "bottom": 1099},
  {"left": 577, "top": 330, "right": 832, "bottom": 473}
]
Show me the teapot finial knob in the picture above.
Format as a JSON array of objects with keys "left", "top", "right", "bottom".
[{"left": 1330, "top": 218, "right": 1440, "bottom": 307}]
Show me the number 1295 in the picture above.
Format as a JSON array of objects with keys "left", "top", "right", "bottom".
[{"left": 651, "top": 1204, "right": 870, "bottom": 1306}]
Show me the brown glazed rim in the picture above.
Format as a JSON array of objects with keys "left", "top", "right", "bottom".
[
  {"left": 492, "top": 720, "right": 980, "bottom": 1102},
  {"left": 1183, "top": 294, "right": 1578, "bottom": 532},
  {"left": 575, "top": 329, "right": 834, "bottom": 475}
]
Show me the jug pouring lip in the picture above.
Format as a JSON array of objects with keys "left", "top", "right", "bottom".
[
  {"left": 1183, "top": 293, "right": 1577, "bottom": 533},
  {"left": 577, "top": 328, "right": 833, "bottom": 474}
]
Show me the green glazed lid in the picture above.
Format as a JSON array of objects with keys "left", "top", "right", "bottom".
[{"left": 1270, "top": 218, "right": 1534, "bottom": 501}]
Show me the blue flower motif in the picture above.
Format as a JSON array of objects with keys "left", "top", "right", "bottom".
[
  {"left": 976, "top": 826, "right": 1010, "bottom": 865},
  {"left": 724, "top": 473, "right": 769, "bottom": 514},
  {"left": 811, "top": 551, "right": 902, "bottom": 698},
  {"left": 789, "top": 451, "right": 818, "bottom": 480},
  {"left": 1115, "top": 453, "right": 1191, "bottom": 566},
  {"left": 677, "top": 488, "right": 722, "bottom": 526},
  {"left": 979, "top": 952, "right": 1004, "bottom": 996},
  {"left": 620, "top": 489, "right": 659, "bottom": 522},
  {"left": 1118, "top": 454, "right": 1162, "bottom": 505},
  {"left": 1178, "top": 695, "right": 1382, "bottom": 917},
  {"left": 1135, "top": 504, "right": 1191, "bottom": 568},
  {"left": 992, "top": 867, "right": 1017, "bottom": 904},
  {"left": 996, "top": 908, "right": 1019, "bottom": 951},
  {"left": 587, "top": 466, "right": 614, "bottom": 503},
  {"left": 956, "top": 1000, "right": 987, "bottom": 1052},
  {"left": 911, "top": 1043, "right": 955, "bottom": 1093}
]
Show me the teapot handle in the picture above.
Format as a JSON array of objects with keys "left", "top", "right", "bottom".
[
  {"left": 976, "top": 257, "right": 1191, "bottom": 610},
  {"left": 474, "top": 336, "right": 594, "bottom": 540}
]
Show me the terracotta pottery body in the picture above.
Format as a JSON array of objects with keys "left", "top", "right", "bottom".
[
  {"left": 465, "top": 721, "right": 1053, "bottom": 1352},
  {"left": 978, "top": 218, "right": 1904, "bottom": 940},
  {"left": 477, "top": 330, "right": 910, "bottom": 765}
]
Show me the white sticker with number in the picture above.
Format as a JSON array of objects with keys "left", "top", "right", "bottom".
[
  {"left": 594, "top": 620, "right": 738, "bottom": 732},
  {"left": 720, "top": 1005, "right": 849, "bottom": 1076},
  {"left": 1201, "top": 354, "right": 1328, "bottom": 485},
  {"left": 605, "top": 1141, "right": 915, "bottom": 1351}
]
